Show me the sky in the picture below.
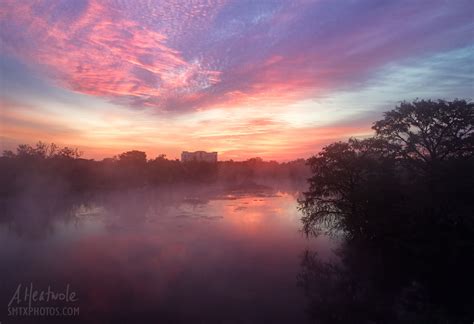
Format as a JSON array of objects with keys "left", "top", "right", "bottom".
[{"left": 0, "top": 0, "right": 473, "bottom": 161}]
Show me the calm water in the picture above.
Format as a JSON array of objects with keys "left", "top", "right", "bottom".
[{"left": 0, "top": 185, "right": 335, "bottom": 323}]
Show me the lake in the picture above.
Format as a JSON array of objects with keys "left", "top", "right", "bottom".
[{"left": 0, "top": 184, "right": 335, "bottom": 323}]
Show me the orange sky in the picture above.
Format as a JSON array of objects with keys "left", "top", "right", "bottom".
[{"left": 1, "top": 0, "right": 473, "bottom": 160}]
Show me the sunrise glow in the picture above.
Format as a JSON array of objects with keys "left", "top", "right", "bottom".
[{"left": 1, "top": 0, "right": 473, "bottom": 160}]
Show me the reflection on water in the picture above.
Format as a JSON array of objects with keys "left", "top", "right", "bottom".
[{"left": 0, "top": 185, "right": 334, "bottom": 323}]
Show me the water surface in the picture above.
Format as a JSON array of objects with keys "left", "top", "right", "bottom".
[{"left": 0, "top": 185, "right": 333, "bottom": 323}]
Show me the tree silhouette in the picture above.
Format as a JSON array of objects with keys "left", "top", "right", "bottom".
[
  {"left": 299, "top": 99, "right": 474, "bottom": 322},
  {"left": 117, "top": 150, "right": 147, "bottom": 166},
  {"left": 300, "top": 99, "right": 474, "bottom": 238},
  {"left": 373, "top": 99, "right": 474, "bottom": 168}
]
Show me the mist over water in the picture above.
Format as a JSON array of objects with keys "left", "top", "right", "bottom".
[
  {"left": 4, "top": 98, "right": 472, "bottom": 322},
  {"left": 0, "top": 182, "right": 334, "bottom": 323}
]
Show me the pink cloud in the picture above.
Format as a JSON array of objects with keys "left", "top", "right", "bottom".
[
  {"left": 0, "top": 0, "right": 221, "bottom": 110},
  {"left": 1, "top": 0, "right": 472, "bottom": 115}
]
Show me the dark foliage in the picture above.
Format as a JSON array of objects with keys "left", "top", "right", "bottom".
[
  {"left": 299, "top": 99, "right": 474, "bottom": 323},
  {"left": 0, "top": 142, "right": 310, "bottom": 198}
]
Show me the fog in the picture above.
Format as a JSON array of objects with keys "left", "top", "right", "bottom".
[{"left": 0, "top": 180, "right": 335, "bottom": 323}]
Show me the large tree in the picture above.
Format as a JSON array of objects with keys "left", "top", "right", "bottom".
[
  {"left": 299, "top": 99, "right": 474, "bottom": 322},
  {"left": 300, "top": 99, "right": 474, "bottom": 239},
  {"left": 117, "top": 150, "right": 147, "bottom": 167},
  {"left": 299, "top": 138, "right": 400, "bottom": 239},
  {"left": 372, "top": 99, "right": 474, "bottom": 166}
]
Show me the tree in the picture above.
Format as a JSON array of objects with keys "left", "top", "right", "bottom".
[
  {"left": 299, "top": 138, "right": 399, "bottom": 239},
  {"left": 373, "top": 99, "right": 474, "bottom": 167},
  {"left": 117, "top": 150, "right": 147, "bottom": 167},
  {"left": 299, "top": 100, "right": 474, "bottom": 322},
  {"left": 115, "top": 150, "right": 148, "bottom": 186},
  {"left": 3, "top": 142, "right": 82, "bottom": 159},
  {"left": 55, "top": 146, "right": 82, "bottom": 159},
  {"left": 300, "top": 99, "right": 474, "bottom": 239}
]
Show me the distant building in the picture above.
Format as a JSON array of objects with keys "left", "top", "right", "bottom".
[{"left": 181, "top": 151, "right": 218, "bottom": 163}]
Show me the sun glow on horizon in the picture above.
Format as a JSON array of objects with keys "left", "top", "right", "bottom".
[{"left": 1, "top": 1, "right": 473, "bottom": 160}]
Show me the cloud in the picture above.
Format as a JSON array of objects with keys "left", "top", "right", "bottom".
[
  {"left": 0, "top": 98, "right": 84, "bottom": 148},
  {"left": 1, "top": 0, "right": 473, "bottom": 161},
  {"left": 206, "top": 0, "right": 473, "bottom": 107},
  {"left": 0, "top": 0, "right": 221, "bottom": 111},
  {"left": 1, "top": 0, "right": 473, "bottom": 113}
]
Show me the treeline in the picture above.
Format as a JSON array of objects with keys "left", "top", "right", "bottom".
[
  {"left": 0, "top": 143, "right": 309, "bottom": 197},
  {"left": 298, "top": 99, "right": 474, "bottom": 323}
]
